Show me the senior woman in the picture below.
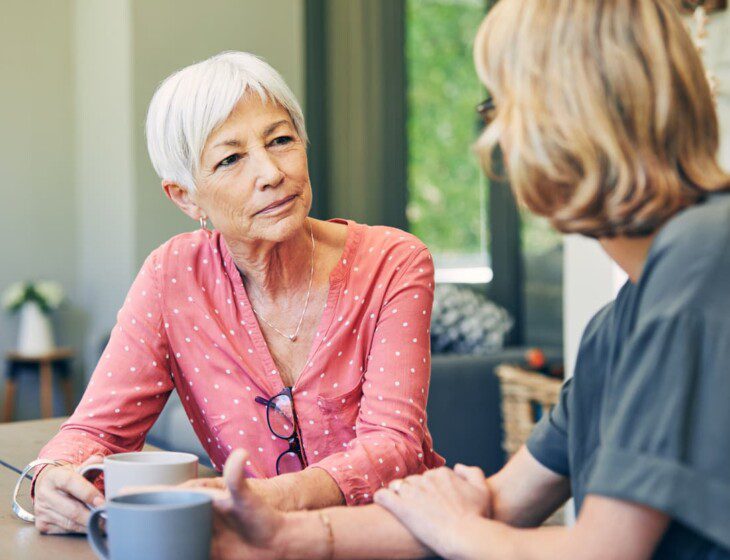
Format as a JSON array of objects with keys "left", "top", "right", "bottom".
[
  {"left": 30, "top": 51, "right": 443, "bottom": 535},
  {"left": 200, "top": 1, "right": 730, "bottom": 559}
]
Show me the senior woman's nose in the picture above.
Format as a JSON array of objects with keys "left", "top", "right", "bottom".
[{"left": 251, "top": 148, "right": 286, "bottom": 190}]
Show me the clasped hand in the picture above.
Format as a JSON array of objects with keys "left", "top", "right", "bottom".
[{"left": 374, "top": 464, "right": 493, "bottom": 559}]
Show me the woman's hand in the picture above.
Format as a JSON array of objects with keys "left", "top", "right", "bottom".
[
  {"left": 32, "top": 455, "right": 106, "bottom": 534},
  {"left": 181, "top": 474, "right": 289, "bottom": 510},
  {"left": 374, "top": 464, "right": 492, "bottom": 559},
  {"left": 179, "top": 476, "right": 227, "bottom": 491},
  {"left": 209, "top": 449, "right": 287, "bottom": 560}
]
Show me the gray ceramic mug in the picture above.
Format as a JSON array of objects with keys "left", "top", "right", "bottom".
[
  {"left": 79, "top": 451, "right": 198, "bottom": 498},
  {"left": 87, "top": 491, "right": 212, "bottom": 560}
]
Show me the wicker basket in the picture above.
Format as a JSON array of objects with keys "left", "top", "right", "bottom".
[{"left": 495, "top": 364, "right": 565, "bottom": 525}]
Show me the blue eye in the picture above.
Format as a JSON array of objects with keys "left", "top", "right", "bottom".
[{"left": 218, "top": 154, "right": 240, "bottom": 168}]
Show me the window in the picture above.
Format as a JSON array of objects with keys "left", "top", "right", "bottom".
[
  {"left": 306, "top": 0, "right": 564, "bottom": 348},
  {"left": 522, "top": 212, "right": 564, "bottom": 347},
  {"left": 406, "top": 0, "right": 563, "bottom": 346},
  {"left": 405, "top": 0, "right": 490, "bottom": 284}
]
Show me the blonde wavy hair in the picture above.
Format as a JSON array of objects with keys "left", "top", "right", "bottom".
[{"left": 474, "top": 0, "right": 730, "bottom": 238}]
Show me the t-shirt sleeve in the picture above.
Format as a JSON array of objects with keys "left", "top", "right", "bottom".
[
  {"left": 526, "top": 376, "right": 572, "bottom": 477},
  {"left": 586, "top": 310, "right": 730, "bottom": 551}
]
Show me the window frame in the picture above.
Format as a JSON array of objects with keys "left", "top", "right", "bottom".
[{"left": 305, "top": 0, "right": 525, "bottom": 345}]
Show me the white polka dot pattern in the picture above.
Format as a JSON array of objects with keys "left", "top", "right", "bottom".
[{"left": 36, "top": 220, "right": 444, "bottom": 505}]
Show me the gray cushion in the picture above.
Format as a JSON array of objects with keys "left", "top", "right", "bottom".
[{"left": 427, "top": 348, "right": 561, "bottom": 475}]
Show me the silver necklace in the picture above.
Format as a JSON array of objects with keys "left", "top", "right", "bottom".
[{"left": 250, "top": 223, "right": 315, "bottom": 342}]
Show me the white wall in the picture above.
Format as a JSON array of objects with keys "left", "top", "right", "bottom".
[
  {"left": 703, "top": 11, "right": 730, "bottom": 171},
  {"left": 75, "top": 0, "right": 137, "bottom": 370},
  {"left": 563, "top": 237, "right": 625, "bottom": 378},
  {"left": 1, "top": 0, "right": 305, "bottom": 417},
  {"left": 73, "top": 0, "right": 305, "bottom": 371},
  {"left": 0, "top": 1, "right": 82, "bottom": 414},
  {"left": 131, "top": 0, "right": 305, "bottom": 263}
]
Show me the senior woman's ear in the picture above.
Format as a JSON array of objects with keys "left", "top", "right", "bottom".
[{"left": 162, "top": 180, "right": 206, "bottom": 221}]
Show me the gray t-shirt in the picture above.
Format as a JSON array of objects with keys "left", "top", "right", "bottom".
[{"left": 527, "top": 192, "right": 730, "bottom": 558}]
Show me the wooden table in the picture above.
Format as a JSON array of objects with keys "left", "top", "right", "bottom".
[
  {"left": 0, "top": 418, "right": 215, "bottom": 559},
  {"left": 0, "top": 417, "right": 70, "bottom": 470},
  {"left": 0, "top": 466, "right": 94, "bottom": 560}
]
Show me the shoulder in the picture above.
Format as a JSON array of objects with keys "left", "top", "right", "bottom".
[
  {"left": 150, "top": 229, "right": 212, "bottom": 258},
  {"left": 639, "top": 193, "right": 730, "bottom": 320},
  {"left": 355, "top": 222, "right": 431, "bottom": 264},
  {"left": 357, "top": 224, "right": 433, "bottom": 287},
  {"left": 340, "top": 221, "right": 433, "bottom": 294},
  {"left": 566, "top": 299, "right": 621, "bottom": 409},
  {"left": 577, "top": 299, "right": 618, "bottom": 356},
  {"left": 141, "top": 229, "right": 220, "bottom": 279},
  {"left": 572, "top": 291, "right": 629, "bottom": 380},
  {"left": 656, "top": 192, "right": 730, "bottom": 248}
]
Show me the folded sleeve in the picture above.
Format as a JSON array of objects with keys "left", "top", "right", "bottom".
[
  {"left": 36, "top": 250, "right": 174, "bottom": 468},
  {"left": 586, "top": 311, "right": 730, "bottom": 551},
  {"left": 311, "top": 247, "right": 443, "bottom": 504},
  {"left": 526, "top": 376, "right": 572, "bottom": 477}
]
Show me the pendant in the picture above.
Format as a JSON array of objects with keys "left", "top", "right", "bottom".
[{"left": 289, "top": 335, "right": 297, "bottom": 342}]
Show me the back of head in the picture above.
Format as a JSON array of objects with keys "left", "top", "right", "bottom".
[{"left": 474, "top": 0, "right": 730, "bottom": 238}]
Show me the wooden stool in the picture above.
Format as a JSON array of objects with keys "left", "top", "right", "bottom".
[{"left": 2, "top": 348, "right": 74, "bottom": 422}]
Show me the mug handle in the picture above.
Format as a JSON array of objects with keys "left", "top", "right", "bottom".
[
  {"left": 78, "top": 463, "right": 105, "bottom": 509},
  {"left": 87, "top": 508, "right": 109, "bottom": 559},
  {"left": 79, "top": 463, "right": 105, "bottom": 480}
]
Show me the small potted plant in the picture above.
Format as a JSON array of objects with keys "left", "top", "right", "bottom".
[{"left": 2, "top": 281, "right": 64, "bottom": 356}]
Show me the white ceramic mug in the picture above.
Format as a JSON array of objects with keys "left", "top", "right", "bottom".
[{"left": 79, "top": 451, "right": 199, "bottom": 498}]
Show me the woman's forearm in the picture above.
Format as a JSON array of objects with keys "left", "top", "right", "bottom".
[
  {"left": 260, "top": 467, "right": 346, "bottom": 511},
  {"left": 443, "top": 517, "right": 569, "bottom": 560},
  {"left": 268, "top": 495, "right": 662, "bottom": 560},
  {"left": 271, "top": 497, "right": 569, "bottom": 560},
  {"left": 275, "top": 504, "right": 431, "bottom": 560},
  {"left": 438, "top": 497, "right": 667, "bottom": 560},
  {"left": 486, "top": 448, "right": 572, "bottom": 528},
  {"left": 487, "top": 476, "right": 561, "bottom": 528}
]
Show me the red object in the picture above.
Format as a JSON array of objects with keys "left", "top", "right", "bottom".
[{"left": 526, "top": 348, "right": 546, "bottom": 370}]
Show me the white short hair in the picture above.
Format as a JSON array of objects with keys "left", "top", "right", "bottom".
[{"left": 145, "top": 51, "right": 307, "bottom": 192}]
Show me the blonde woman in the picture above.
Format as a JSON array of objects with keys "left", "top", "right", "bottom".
[{"left": 200, "top": 1, "right": 730, "bottom": 559}]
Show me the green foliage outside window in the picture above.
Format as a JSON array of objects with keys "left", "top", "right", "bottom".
[
  {"left": 406, "top": 0, "right": 563, "bottom": 345},
  {"left": 406, "top": 0, "right": 488, "bottom": 261}
]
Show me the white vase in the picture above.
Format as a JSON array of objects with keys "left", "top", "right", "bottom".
[{"left": 17, "top": 301, "right": 56, "bottom": 356}]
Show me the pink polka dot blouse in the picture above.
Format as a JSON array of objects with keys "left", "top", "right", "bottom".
[{"left": 38, "top": 219, "right": 445, "bottom": 504}]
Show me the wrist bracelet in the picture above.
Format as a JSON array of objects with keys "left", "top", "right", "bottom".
[
  {"left": 12, "top": 459, "right": 66, "bottom": 523},
  {"left": 318, "top": 511, "right": 335, "bottom": 560}
]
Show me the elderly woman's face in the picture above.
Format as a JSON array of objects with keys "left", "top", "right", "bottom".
[{"left": 194, "top": 94, "right": 311, "bottom": 243}]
